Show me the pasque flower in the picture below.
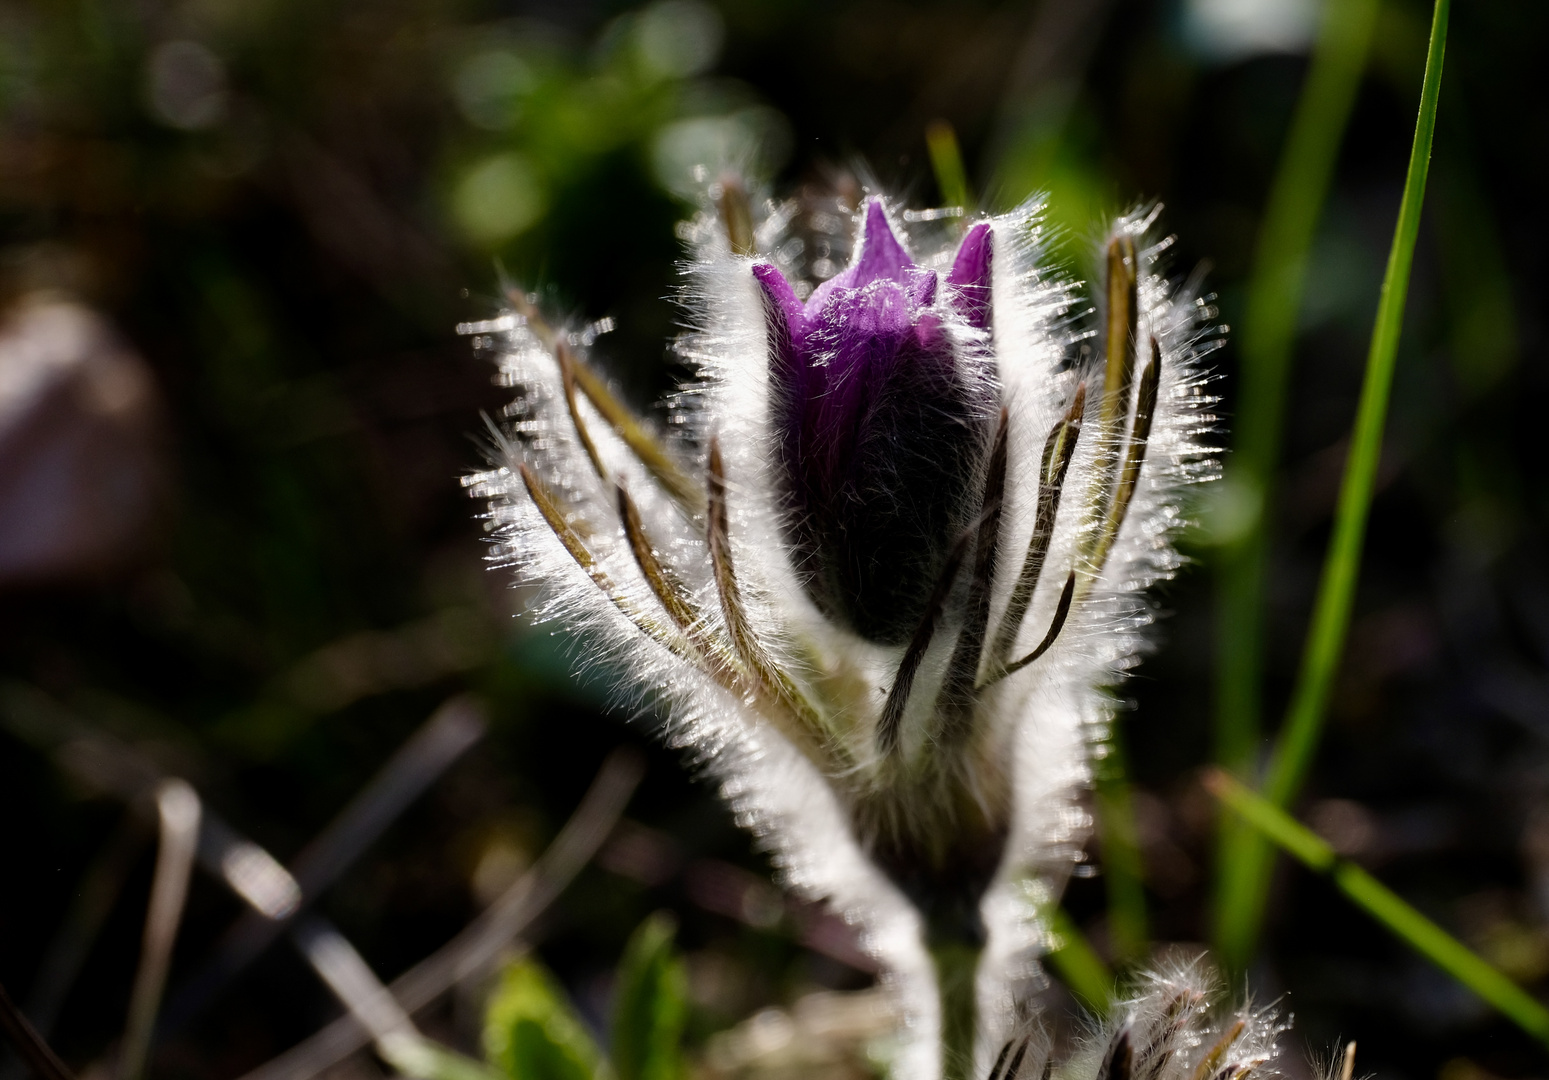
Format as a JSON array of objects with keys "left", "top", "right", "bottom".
[{"left": 464, "top": 186, "right": 1264, "bottom": 1080}]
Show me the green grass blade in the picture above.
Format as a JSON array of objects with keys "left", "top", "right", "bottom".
[
  {"left": 1046, "top": 908, "right": 1113, "bottom": 1015},
  {"left": 1332, "top": 866, "right": 1549, "bottom": 1043},
  {"left": 1094, "top": 728, "right": 1148, "bottom": 964},
  {"left": 1211, "top": 0, "right": 1380, "bottom": 962},
  {"left": 1269, "top": 0, "right": 1450, "bottom": 810},
  {"left": 1208, "top": 770, "right": 1549, "bottom": 1047},
  {"left": 1214, "top": 0, "right": 1450, "bottom": 968},
  {"left": 1213, "top": 0, "right": 1381, "bottom": 782},
  {"left": 926, "top": 120, "right": 972, "bottom": 211},
  {"left": 1207, "top": 770, "right": 1336, "bottom": 872}
]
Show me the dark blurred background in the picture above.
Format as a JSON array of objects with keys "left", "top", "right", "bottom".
[{"left": 1, "top": 1, "right": 1546, "bottom": 1079}]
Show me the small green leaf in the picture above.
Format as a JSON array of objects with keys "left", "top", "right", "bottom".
[
  {"left": 484, "top": 957, "right": 606, "bottom": 1080},
  {"left": 611, "top": 913, "right": 687, "bottom": 1080}
]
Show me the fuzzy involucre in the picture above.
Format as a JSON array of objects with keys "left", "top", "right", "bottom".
[
  {"left": 463, "top": 187, "right": 1244, "bottom": 1080},
  {"left": 997, "top": 962, "right": 1286, "bottom": 1080}
]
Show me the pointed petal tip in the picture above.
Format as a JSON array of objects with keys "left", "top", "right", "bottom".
[
  {"left": 753, "top": 262, "right": 805, "bottom": 343},
  {"left": 753, "top": 262, "right": 800, "bottom": 308},
  {"left": 853, "top": 198, "right": 913, "bottom": 287},
  {"left": 751, "top": 261, "right": 783, "bottom": 282},
  {"left": 948, "top": 223, "right": 993, "bottom": 288},
  {"left": 862, "top": 195, "right": 889, "bottom": 229},
  {"left": 948, "top": 223, "right": 994, "bottom": 331}
]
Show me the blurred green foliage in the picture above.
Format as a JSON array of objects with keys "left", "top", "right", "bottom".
[
  {"left": 484, "top": 957, "right": 608, "bottom": 1080},
  {"left": 446, "top": 2, "right": 789, "bottom": 248},
  {"left": 610, "top": 914, "right": 687, "bottom": 1080},
  {"left": 3, "top": 0, "right": 1549, "bottom": 1079},
  {"left": 480, "top": 915, "right": 688, "bottom": 1080}
]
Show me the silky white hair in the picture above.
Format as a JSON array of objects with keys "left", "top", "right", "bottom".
[
  {"left": 465, "top": 186, "right": 1225, "bottom": 1080},
  {"left": 991, "top": 960, "right": 1286, "bottom": 1080}
]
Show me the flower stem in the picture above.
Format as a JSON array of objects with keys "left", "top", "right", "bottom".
[{"left": 932, "top": 943, "right": 979, "bottom": 1080}]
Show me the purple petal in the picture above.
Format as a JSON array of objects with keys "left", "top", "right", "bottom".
[
  {"left": 753, "top": 263, "right": 808, "bottom": 376},
  {"left": 946, "top": 223, "right": 993, "bottom": 331},
  {"left": 753, "top": 263, "right": 805, "bottom": 337},
  {"left": 754, "top": 264, "right": 814, "bottom": 451},
  {"left": 753, "top": 211, "right": 998, "bottom": 644},
  {"left": 850, "top": 199, "right": 914, "bottom": 289},
  {"left": 908, "top": 269, "right": 938, "bottom": 307},
  {"left": 805, "top": 198, "right": 916, "bottom": 314}
]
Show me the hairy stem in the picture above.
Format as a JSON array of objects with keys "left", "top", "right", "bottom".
[{"left": 931, "top": 943, "right": 980, "bottom": 1080}]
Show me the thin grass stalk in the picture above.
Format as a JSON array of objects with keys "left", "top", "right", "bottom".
[
  {"left": 0, "top": 979, "right": 76, "bottom": 1080},
  {"left": 291, "top": 919, "right": 499, "bottom": 1080},
  {"left": 1213, "top": 0, "right": 1382, "bottom": 778},
  {"left": 1211, "top": 0, "right": 1381, "bottom": 963},
  {"left": 1215, "top": 0, "right": 1450, "bottom": 968},
  {"left": 926, "top": 120, "right": 972, "bottom": 213},
  {"left": 20, "top": 810, "right": 150, "bottom": 1046},
  {"left": 1045, "top": 909, "right": 1112, "bottom": 1016},
  {"left": 1095, "top": 728, "right": 1149, "bottom": 964},
  {"left": 119, "top": 781, "right": 201, "bottom": 1080},
  {"left": 1206, "top": 769, "right": 1549, "bottom": 1047},
  {"left": 163, "top": 699, "right": 486, "bottom": 1032},
  {"left": 234, "top": 749, "right": 642, "bottom": 1080}
]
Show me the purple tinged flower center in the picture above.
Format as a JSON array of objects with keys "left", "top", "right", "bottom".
[{"left": 753, "top": 200, "right": 996, "bottom": 644}]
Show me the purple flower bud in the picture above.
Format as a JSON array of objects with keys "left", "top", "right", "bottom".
[{"left": 754, "top": 200, "right": 996, "bottom": 644}]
